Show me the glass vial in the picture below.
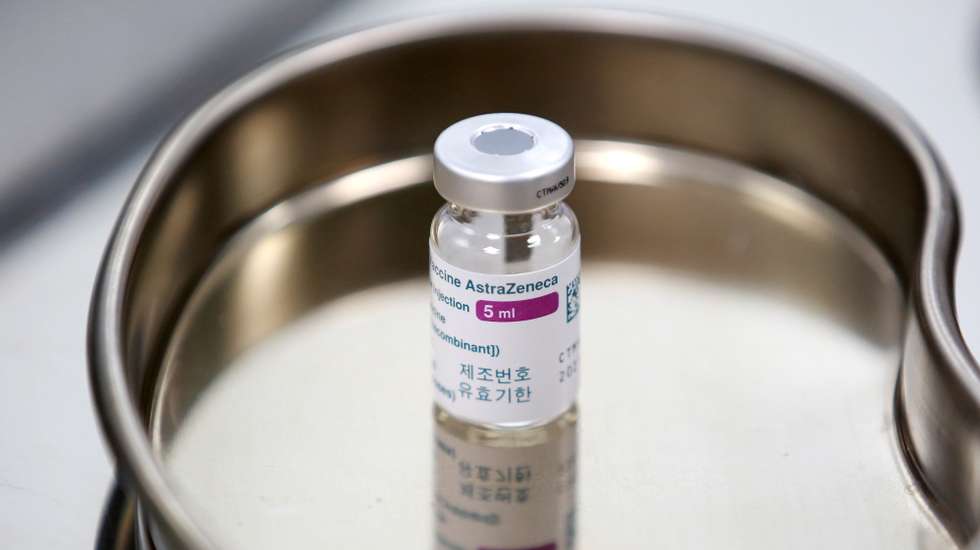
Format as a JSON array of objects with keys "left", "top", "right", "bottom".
[{"left": 430, "top": 113, "right": 581, "bottom": 428}]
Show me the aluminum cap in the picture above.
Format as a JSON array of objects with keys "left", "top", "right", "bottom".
[{"left": 433, "top": 113, "right": 575, "bottom": 213}]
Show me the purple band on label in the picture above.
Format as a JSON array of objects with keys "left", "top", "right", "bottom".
[{"left": 476, "top": 293, "right": 559, "bottom": 322}]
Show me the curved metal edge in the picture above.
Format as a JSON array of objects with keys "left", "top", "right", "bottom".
[
  {"left": 95, "top": 479, "right": 136, "bottom": 550},
  {"left": 893, "top": 368, "right": 967, "bottom": 544},
  {"left": 86, "top": 8, "right": 979, "bottom": 549},
  {"left": 901, "top": 155, "right": 980, "bottom": 542}
]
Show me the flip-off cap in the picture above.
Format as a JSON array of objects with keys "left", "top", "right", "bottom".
[{"left": 433, "top": 113, "right": 575, "bottom": 212}]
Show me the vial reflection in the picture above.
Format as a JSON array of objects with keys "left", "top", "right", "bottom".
[{"left": 433, "top": 405, "right": 578, "bottom": 550}]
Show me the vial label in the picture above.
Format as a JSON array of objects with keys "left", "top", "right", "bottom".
[{"left": 430, "top": 244, "right": 581, "bottom": 426}]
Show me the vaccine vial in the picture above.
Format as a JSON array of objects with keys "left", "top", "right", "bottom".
[{"left": 430, "top": 113, "right": 581, "bottom": 428}]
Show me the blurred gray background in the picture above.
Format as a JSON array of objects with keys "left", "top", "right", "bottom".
[{"left": 1, "top": 0, "right": 977, "bottom": 547}]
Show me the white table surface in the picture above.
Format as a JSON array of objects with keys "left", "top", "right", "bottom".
[{"left": 1, "top": 1, "right": 977, "bottom": 547}]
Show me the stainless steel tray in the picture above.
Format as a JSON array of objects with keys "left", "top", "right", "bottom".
[{"left": 88, "top": 10, "right": 980, "bottom": 549}]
